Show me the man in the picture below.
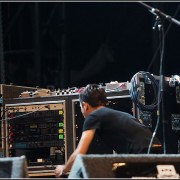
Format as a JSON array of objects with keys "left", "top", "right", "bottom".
[{"left": 55, "top": 84, "right": 161, "bottom": 177}]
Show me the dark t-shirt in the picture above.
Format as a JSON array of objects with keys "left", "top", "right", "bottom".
[{"left": 83, "top": 107, "right": 161, "bottom": 154}]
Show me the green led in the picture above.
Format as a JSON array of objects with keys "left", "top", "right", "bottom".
[
  {"left": 59, "top": 134, "right": 64, "bottom": 139},
  {"left": 59, "top": 122, "right": 63, "bottom": 127}
]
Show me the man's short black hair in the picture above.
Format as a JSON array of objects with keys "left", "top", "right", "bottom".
[{"left": 79, "top": 84, "right": 107, "bottom": 107}]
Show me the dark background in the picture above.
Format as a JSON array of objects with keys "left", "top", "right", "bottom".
[{"left": 0, "top": 2, "right": 180, "bottom": 90}]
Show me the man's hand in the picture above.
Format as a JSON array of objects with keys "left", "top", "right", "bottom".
[
  {"left": 54, "top": 165, "right": 65, "bottom": 178},
  {"left": 54, "top": 130, "right": 95, "bottom": 178}
]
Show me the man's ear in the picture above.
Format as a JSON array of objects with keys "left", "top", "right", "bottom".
[{"left": 83, "top": 102, "right": 89, "bottom": 111}]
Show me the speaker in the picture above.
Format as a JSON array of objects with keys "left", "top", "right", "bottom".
[
  {"left": 0, "top": 155, "right": 28, "bottom": 178},
  {"left": 68, "top": 154, "right": 180, "bottom": 178}
]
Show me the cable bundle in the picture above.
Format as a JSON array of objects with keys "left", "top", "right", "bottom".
[{"left": 129, "top": 71, "right": 160, "bottom": 111}]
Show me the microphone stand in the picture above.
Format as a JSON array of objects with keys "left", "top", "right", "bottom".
[
  {"left": 138, "top": 2, "right": 180, "bottom": 154},
  {"left": 138, "top": 2, "right": 180, "bottom": 27}
]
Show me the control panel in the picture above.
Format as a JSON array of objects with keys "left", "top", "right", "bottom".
[{"left": 5, "top": 101, "right": 66, "bottom": 166}]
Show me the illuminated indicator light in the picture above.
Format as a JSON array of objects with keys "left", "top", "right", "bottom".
[
  {"left": 10, "top": 114, "right": 14, "bottom": 119},
  {"left": 59, "top": 110, "right": 63, "bottom": 115},
  {"left": 59, "top": 123, "right": 63, "bottom": 127},
  {"left": 59, "top": 129, "right": 63, "bottom": 133},
  {"left": 59, "top": 134, "right": 64, "bottom": 139}
]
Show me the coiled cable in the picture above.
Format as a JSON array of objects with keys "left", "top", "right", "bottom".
[{"left": 129, "top": 71, "right": 161, "bottom": 110}]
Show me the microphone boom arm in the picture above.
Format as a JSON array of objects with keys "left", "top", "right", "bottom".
[{"left": 139, "top": 1, "right": 180, "bottom": 26}]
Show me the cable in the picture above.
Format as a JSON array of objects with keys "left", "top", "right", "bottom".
[
  {"left": 129, "top": 71, "right": 162, "bottom": 154},
  {"left": 0, "top": 105, "right": 49, "bottom": 122},
  {"left": 132, "top": 14, "right": 166, "bottom": 154},
  {"left": 147, "top": 91, "right": 161, "bottom": 154},
  {"left": 147, "top": 3, "right": 180, "bottom": 72},
  {"left": 158, "top": 14, "right": 167, "bottom": 154},
  {"left": 0, "top": 105, "right": 49, "bottom": 143},
  {"left": 129, "top": 71, "right": 161, "bottom": 111}
]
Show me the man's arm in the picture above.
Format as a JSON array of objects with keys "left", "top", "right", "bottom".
[{"left": 55, "top": 129, "right": 95, "bottom": 177}]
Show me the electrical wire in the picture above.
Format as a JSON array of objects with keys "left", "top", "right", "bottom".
[
  {"left": 0, "top": 105, "right": 49, "bottom": 122},
  {"left": 0, "top": 105, "right": 49, "bottom": 142},
  {"left": 129, "top": 71, "right": 163, "bottom": 154},
  {"left": 147, "top": 3, "right": 180, "bottom": 72},
  {"left": 129, "top": 71, "right": 161, "bottom": 111}
]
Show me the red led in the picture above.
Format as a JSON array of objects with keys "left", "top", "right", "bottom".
[{"left": 9, "top": 132, "right": 13, "bottom": 136}]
